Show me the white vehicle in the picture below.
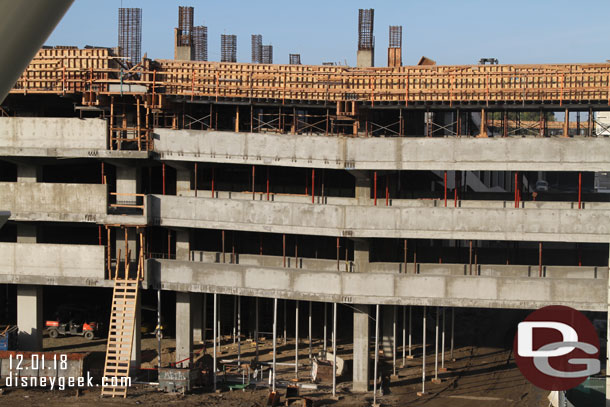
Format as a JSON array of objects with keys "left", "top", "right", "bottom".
[{"left": 535, "top": 180, "right": 549, "bottom": 192}]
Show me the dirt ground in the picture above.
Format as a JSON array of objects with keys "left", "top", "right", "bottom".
[{"left": 0, "top": 309, "right": 549, "bottom": 407}]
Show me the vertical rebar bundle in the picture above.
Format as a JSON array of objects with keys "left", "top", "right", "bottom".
[
  {"left": 221, "top": 34, "right": 237, "bottom": 63},
  {"left": 358, "top": 9, "right": 374, "bottom": 50},
  {"left": 289, "top": 54, "right": 301, "bottom": 65},
  {"left": 178, "top": 6, "right": 194, "bottom": 46},
  {"left": 262, "top": 45, "right": 273, "bottom": 64},
  {"left": 118, "top": 8, "right": 142, "bottom": 65},
  {"left": 193, "top": 26, "right": 208, "bottom": 61},
  {"left": 389, "top": 26, "right": 402, "bottom": 48},
  {"left": 251, "top": 34, "right": 262, "bottom": 64}
]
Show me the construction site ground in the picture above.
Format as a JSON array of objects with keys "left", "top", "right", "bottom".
[{"left": 0, "top": 309, "right": 548, "bottom": 406}]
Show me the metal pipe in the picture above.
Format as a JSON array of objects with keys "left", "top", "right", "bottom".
[
  {"left": 444, "top": 171, "right": 447, "bottom": 207},
  {"left": 469, "top": 240, "right": 473, "bottom": 275},
  {"left": 252, "top": 165, "right": 255, "bottom": 200},
  {"left": 336, "top": 237, "right": 340, "bottom": 271},
  {"left": 266, "top": 167, "right": 270, "bottom": 201},
  {"left": 409, "top": 307, "right": 412, "bottom": 357},
  {"left": 434, "top": 306, "right": 439, "bottom": 381},
  {"left": 393, "top": 305, "right": 397, "bottom": 377},
  {"left": 203, "top": 293, "right": 207, "bottom": 344},
  {"left": 222, "top": 230, "right": 225, "bottom": 263},
  {"left": 403, "top": 239, "right": 407, "bottom": 273},
  {"left": 374, "top": 171, "right": 378, "bottom": 206},
  {"left": 255, "top": 297, "right": 259, "bottom": 362},
  {"left": 194, "top": 163, "right": 198, "bottom": 197},
  {"left": 373, "top": 304, "right": 380, "bottom": 405},
  {"left": 308, "top": 301, "right": 312, "bottom": 360},
  {"left": 237, "top": 296, "right": 241, "bottom": 365},
  {"left": 450, "top": 308, "right": 455, "bottom": 361},
  {"left": 402, "top": 306, "right": 406, "bottom": 367},
  {"left": 441, "top": 307, "right": 445, "bottom": 370},
  {"left": 323, "top": 303, "right": 327, "bottom": 355},
  {"left": 213, "top": 293, "right": 217, "bottom": 391},
  {"left": 421, "top": 305, "right": 426, "bottom": 395},
  {"left": 284, "top": 300, "right": 287, "bottom": 344},
  {"left": 295, "top": 300, "right": 299, "bottom": 378},
  {"left": 162, "top": 163, "right": 166, "bottom": 195},
  {"left": 272, "top": 297, "right": 277, "bottom": 392},
  {"left": 312, "top": 169, "right": 315, "bottom": 204},
  {"left": 539, "top": 242, "right": 543, "bottom": 277},
  {"left": 211, "top": 167, "right": 215, "bottom": 198},
  {"left": 157, "top": 288, "right": 162, "bottom": 369},
  {"left": 578, "top": 172, "right": 582, "bottom": 209},
  {"left": 233, "top": 296, "right": 237, "bottom": 344},
  {"left": 332, "top": 302, "right": 337, "bottom": 397},
  {"left": 283, "top": 234, "right": 286, "bottom": 267}
]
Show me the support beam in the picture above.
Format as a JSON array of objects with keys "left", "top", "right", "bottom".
[
  {"left": 17, "top": 285, "right": 42, "bottom": 351},
  {"left": 193, "top": 293, "right": 203, "bottom": 343},
  {"left": 353, "top": 304, "right": 370, "bottom": 392},
  {"left": 175, "top": 292, "right": 193, "bottom": 367}
]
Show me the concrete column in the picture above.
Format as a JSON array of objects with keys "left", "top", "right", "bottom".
[
  {"left": 176, "top": 168, "right": 191, "bottom": 197},
  {"left": 116, "top": 166, "right": 141, "bottom": 205},
  {"left": 17, "top": 285, "right": 43, "bottom": 351},
  {"left": 16, "top": 223, "right": 37, "bottom": 243},
  {"left": 16, "top": 163, "right": 40, "bottom": 182},
  {"left": 353, "top": 304, "right": 370, "bottom": 392},
  {"left": 131, "top": 293, "right": 141, "bottom": 371},
  {"left": 192, "top": 293, "right": 203, "bottom": 343},
  {"left": 353, "top": 238, "right": 370, "bottom": 273},
  {"left": 357, "top": 50, "right": 374, "bottom": 68},
  {"left": 176, "top": 229, "right": 190, "bottom": 261},
  {"left": 176, "top": 291, "right": 193, "bottom": 367},
  {"left": 381, "top": 305, "right": 394, "bottom": 359},
  {"left": 353, "top": 170, "right": 371, "bottom": 204}
]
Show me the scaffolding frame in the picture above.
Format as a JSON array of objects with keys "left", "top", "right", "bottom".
[
  {"left": 177, "top": 6, "right": 194, "bottom": 46},
  {"left": 289, "top": 54, "right": 301, "bottom": 65},
  {"left": 262, "top": 45, "right": 273, "bottom": 64}
]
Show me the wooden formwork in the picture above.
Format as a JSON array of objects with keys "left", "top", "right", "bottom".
[{"left": 9, "top": 47, "right": 610, "bottom": 105}]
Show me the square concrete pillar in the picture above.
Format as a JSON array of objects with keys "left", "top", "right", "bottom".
[
  {"left": 176, "top": 292, "right": 193, "bottom": 367},
  {"left": 17, "top": 285, "right": 43, "bottom": 351},
  {"left": 16, "top": 223, "right": 37, "bottom": 243},
  {"left": 131, "top": 293, "right": 141, "bottom": 371},
  {"left": 353, "top": 170, "right": 371, "bottom": 204},
  {"left": 192, "top": 293, "right": 203, "bottom": 343},
  {"left": 353, "top": 304, "right": 370, "bottom": 392},
  {"left": 176, "top": 230, "right": 190, "bottom": 261},
  {"left": 381, "top": 305, "right": 395, "bottom": 359},
  {"left": 353, "top": 238, "right": 370, "bottom": 273},
  {"left": 176, "top": 169, "right": 191, "bottom": 197},
  {"left": 357, "top": 49, "right": 374, "bottom": 68},
  {"left": 116, "top": 166, "right": 141, "bottom": 205},
  {"left": 16, "top": 163, "right": 41, "bottom": 183}
]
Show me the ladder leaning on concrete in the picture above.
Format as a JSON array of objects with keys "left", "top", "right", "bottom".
[{"left": 101, "top": 236, "right": 144, "bottom": 398}]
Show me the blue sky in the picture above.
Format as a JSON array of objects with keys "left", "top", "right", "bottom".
[{"left": 46, "top": 0, "right": 610, "bottom": 66}]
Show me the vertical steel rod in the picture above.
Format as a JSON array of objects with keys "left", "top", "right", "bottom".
[
  {"left": 237, "top": 296, "right": 241, "bottom": 365},
  {"left": 255, "top": 297, "right": 259, "bottom": 362},
  {"left": 450, "top": 308, "right": 455, "bottom": 361},
  {"left": 272, "top": 297, "right": 277, "bottom": 392},
  {"left": 373, "top": 304, "right": 380, "bottom": 405},
  {"left": 324, "top": 302, "right": 328, "bottom": 355},
  {"left": 402, "top": 306, "right": 406, "bottom": 367},
  {"left": 393, "top": 305, "right": 397, "bottom": 377},
  {"left": 421, "top": 305, "right": 426, "bottom": 395},
  {"left": 308, "top": 301, "right": 313, "bottom": 360},
  {"left": 295, "top": 300, "right": 299, "bottom": 378},
  {"left": 332, "top": 302, "right": 337, "bottom": 397},
  {"left": 213, "top": 293, "right": 217, "bottom": 391},
  {"left": 434, "top": 306, "right": 439, "bottom": 381},
  {"left": 441, "top": 307, "right": 446, "bottom": 369}
]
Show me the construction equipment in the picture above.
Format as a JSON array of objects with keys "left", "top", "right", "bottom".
[
  {"left": 45, "top": 304, "right": 101, "bottom": 340},
  {"left": 100, "top": 232, "right": 144, "bottom": 398}
]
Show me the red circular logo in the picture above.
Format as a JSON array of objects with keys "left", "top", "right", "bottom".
[{"left": 513, "top": 305, "right": 600, "bottom": 391}]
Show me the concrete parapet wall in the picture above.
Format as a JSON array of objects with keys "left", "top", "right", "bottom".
[
  {"left": 149, "top": 259, "right": 605, "bottom": 311},
  {"left": 0, "top": 182, "right": 107, "bottom": 222},
  {"left": 154, "top": 129, "right": 610, "bottom": 171},
  {"left": 0, "top": 117, "right": 107, "bottom": 150},
  {"left": 152, "top": 195, "right": 610, "bottom": 243},
  {"left": 0, "top": 243, "right": 105, "bottom": 283}
]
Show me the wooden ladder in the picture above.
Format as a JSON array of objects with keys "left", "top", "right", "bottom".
[{"left": 101, "top": 240, "right": 144, "bottom": 398}]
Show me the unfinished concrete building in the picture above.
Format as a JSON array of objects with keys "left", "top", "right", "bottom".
[{"left": 0, "top": 5, "right": 609, "bottom": 404}]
